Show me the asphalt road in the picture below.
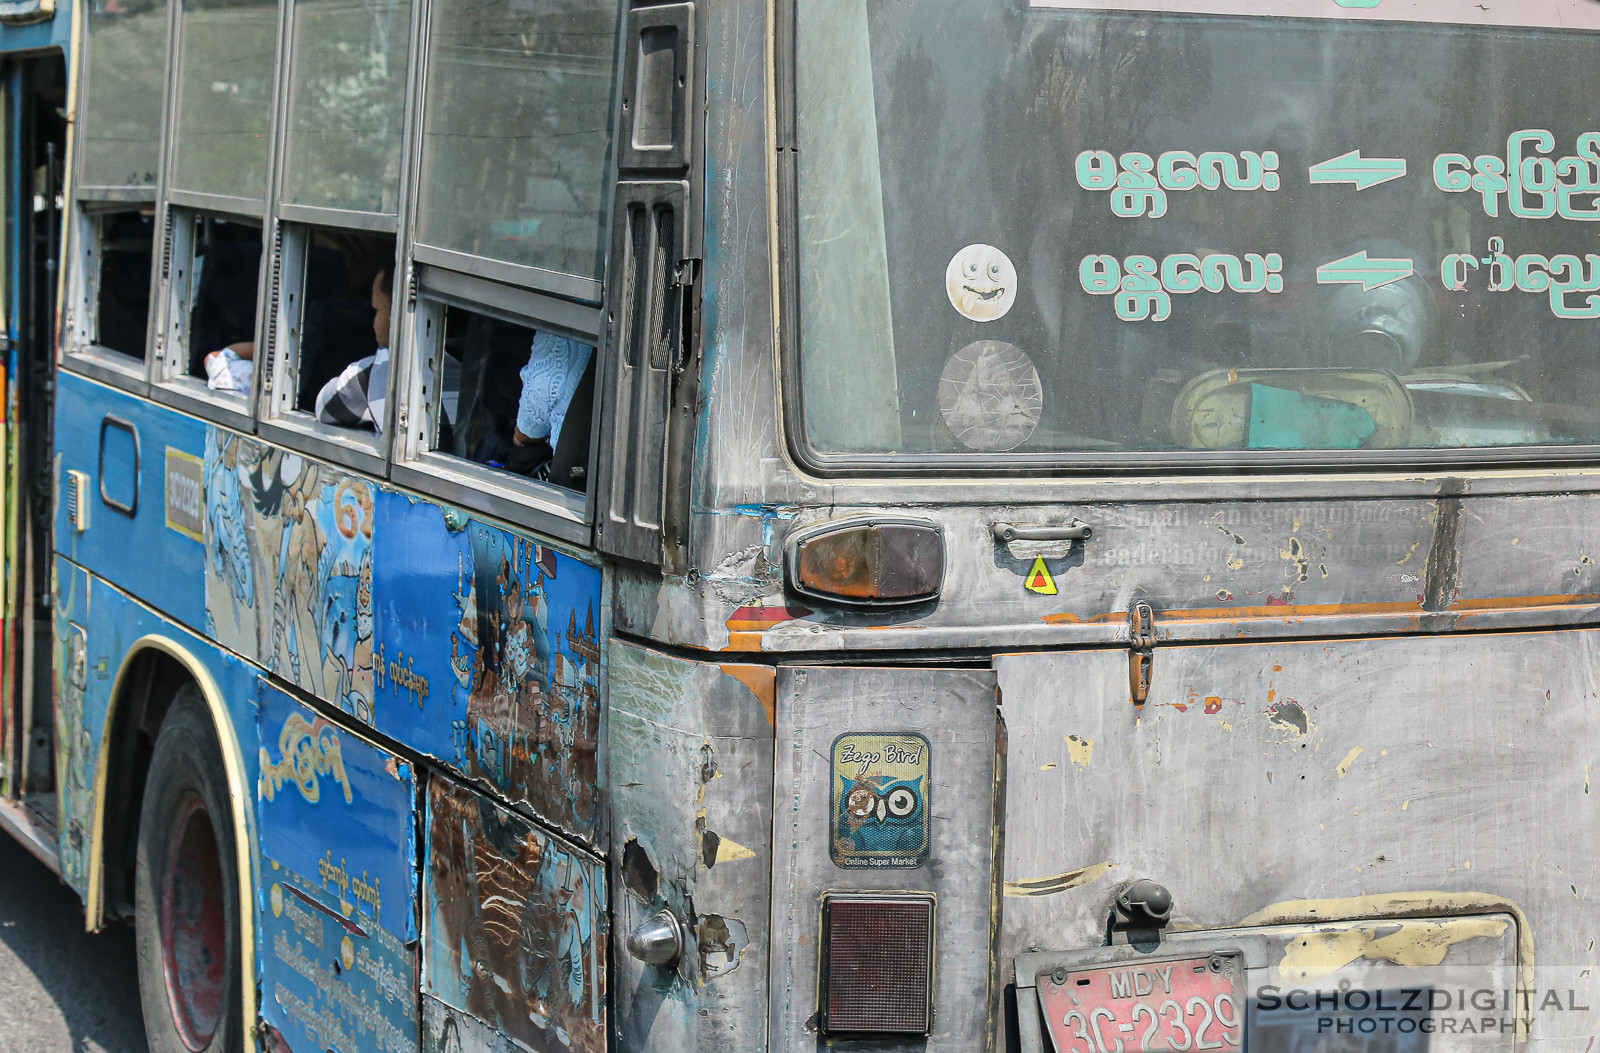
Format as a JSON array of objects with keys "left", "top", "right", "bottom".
[{"left": 0, "top": 832, "right": 147, "bottom": 1052}]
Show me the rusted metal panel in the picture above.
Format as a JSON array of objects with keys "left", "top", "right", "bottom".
[
  {"left": 769, "top": 665, "right": 1000, "bottom": 1053},
  {"left": 995, "top": 629, "right": 1600, "bottom": 1046},
  {"left": 423, "top": 775, "right": 607, "bottom": 1052},
  {"left": 608, "top": 641, "right": 774, "bottom": 1050},
  {"left": 255, "top": 681, "right": 419, "bottom": 1053}
]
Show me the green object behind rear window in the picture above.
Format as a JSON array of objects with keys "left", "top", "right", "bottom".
[{"left": 1247, "top": 384, "right": 1378, "bottom": 450}]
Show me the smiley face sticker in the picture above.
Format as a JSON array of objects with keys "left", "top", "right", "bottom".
[{"left": 946, "top": 243, "right": 1018, "bottom": 321}]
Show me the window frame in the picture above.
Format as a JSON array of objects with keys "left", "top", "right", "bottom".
[
  {"left": 61, "top": 201, "right": 159, "bottom": 391},
  {"left": 250, "top": 0, "right": 420, "bottom": 473},
  {"left": 388, "top": 266, "right": 602, "bottom": 545},
  {"left": 62, "top": 0, "right": 177, "bottom": 392},
  {"left": 773, "top": 0, "right": 1600, "bottom": 479},
  {"left": 402, "top": 0, "right": 620, "bottom": 307},
  {"left": 255, "top": 216, "right": 397, "bottom": 477},
  {"left": 147, "top": 203, "right": 266, "bottom": 433}
]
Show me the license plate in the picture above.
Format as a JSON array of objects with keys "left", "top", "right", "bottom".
[{"left": 1037, "top": 952, "right": 1245, "bottom": 1053}]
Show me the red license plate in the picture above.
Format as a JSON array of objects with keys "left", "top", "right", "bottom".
[{"left": 1037, "top": 953, "right": 1244, "bottom": 1053}]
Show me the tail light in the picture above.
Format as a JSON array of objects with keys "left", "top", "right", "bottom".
[
  {"left": 819, "top": 892, "right": 936, "bottom": 1035},
  {"left": 786, "top": 517, "right": 944, "bottom": 606}
]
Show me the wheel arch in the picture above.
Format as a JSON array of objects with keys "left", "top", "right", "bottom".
[{"left": 87, "top": 634, "right": 258, "bottom": 1040}]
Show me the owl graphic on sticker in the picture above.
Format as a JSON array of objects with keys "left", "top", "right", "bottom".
[
  {"left": 830, "top": 732, "right": 931, "bottom": 868},
  {"left": 946, "top": 243, "right": 1018, "bottom": 322}
]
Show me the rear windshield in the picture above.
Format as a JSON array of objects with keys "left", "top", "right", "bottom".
[{"left": 793, "top": 1, "right": 1600, "bottom": 460}]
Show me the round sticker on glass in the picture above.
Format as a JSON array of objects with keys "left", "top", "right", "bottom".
[
  {"left": 938, "top": 340, "right": 1042, "bottom": 452},
  {"left": 946, "top": 244, "right": 1018, "bottom": 321}
]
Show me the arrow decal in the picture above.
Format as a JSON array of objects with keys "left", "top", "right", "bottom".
[
  {"left": 1316, "top": 251, "right": 1415, "bottom": 292},
  {"left": 1309, "top": 150, "right": 1408, "bottom": 191}
]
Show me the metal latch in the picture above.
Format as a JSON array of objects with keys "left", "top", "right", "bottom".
[{"left": 1128, "top": 601, "right": 1155, "bottom": 705}]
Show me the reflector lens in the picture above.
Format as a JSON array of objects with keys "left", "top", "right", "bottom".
[
  {"left": 790, "top": 519, "right": 943, "bottom": 605},
  {"left": 820, "top": 894, "right": 936, "bottom": 1035}
]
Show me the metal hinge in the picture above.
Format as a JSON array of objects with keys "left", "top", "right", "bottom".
[{"left": 1128, "top": 601, "right": 1156, "bottom": 705}]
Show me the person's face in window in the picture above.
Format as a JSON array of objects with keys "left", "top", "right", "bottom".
[{"left": 372, "top": 270, "right": 393, "bottom": 347}]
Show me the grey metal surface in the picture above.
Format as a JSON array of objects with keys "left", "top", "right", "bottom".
[
  {"left": 608, "top": 640, "right": 775, "bottom": 1051},
  {"left": 769, "top": 665, "right": 1000, "bottom": 1053},
  {"left": 995, "top": 629, "right": 1599, "bottom": 1047}
]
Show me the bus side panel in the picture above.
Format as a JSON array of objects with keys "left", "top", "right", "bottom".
[
  {"left": 53, "top": 371, "right": 209, "bottom": 630},
  {"left": 421, "top": 774, "right": 607, "bottom": 1052},
  {"left": 769, "top": 666, "right": 1001, "bottom": 1053},
  {"left": 370, "top": 496, "right": 605, "bottom": 849},
  {"left": 51, "top": 560, "right": 263, "bottom": 904},
  {"left": 607, "top": 641, "right": 774, "bottom": 1052},
  {"left": 196, "top": 427, "right": 607, "bottom": 849},
  {"left": 50, "top": 555, "right": 88, "bottom": 886},
  {"left": 255, "top": 680, "right": 420, "bottom": 1053}
]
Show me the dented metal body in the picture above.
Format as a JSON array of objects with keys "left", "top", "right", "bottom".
[{"left": 25, "top": 0, "right": 1600, "bottom": 1050}]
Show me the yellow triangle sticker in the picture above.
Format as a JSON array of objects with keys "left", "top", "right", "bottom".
[{"left": 1025, "top": 555, "right": 1058, "bottom": 596}]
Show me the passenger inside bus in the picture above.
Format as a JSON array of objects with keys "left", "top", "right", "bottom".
[
  {"left": 313, "top": 266, "right": 393, "bottom": 432},
  {"left": 429, "top": 305, "right": 596, "bottom": 490},
  {"left": 295, "top": 229, "right": 393, "bottom": 411},
  {"left": 190, "top": 215, "right": 262, "bottom": 395}
]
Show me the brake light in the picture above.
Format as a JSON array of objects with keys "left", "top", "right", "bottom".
[
  {"left": 819, "top": 893, "right": 936, "bottom": 1035},
  {"left": 787, "top": 518, "right": 944, "bottom": 605}
]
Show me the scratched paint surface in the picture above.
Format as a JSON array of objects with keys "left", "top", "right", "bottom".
[
  {"left": 255, "top": 683, "right": 417, "bottom": 941},
  {"left": 423, "top": 776, "right": 606, "bottom": 1052},
  {"left": 50, "top": 558, "right": 91, "bottom": 891},
  {"left": 254, "top": 684, "right": 419, "bottom": 1052},
  {"left": 372, "top": 499, "right": 604, "bottom": 843},
  {"left": 607, "top": 642, "right": 774, "bottom": 1050},
  {"left": 196, "top": 424, "right": 605, "bottom": 844},
  {"left": 259, "top": 859, "right": 419, "bottom": 1053}
]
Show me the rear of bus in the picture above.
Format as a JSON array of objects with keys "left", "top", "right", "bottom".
[{"left": 617, "top": 0, "right": 1600, "bottom": 1049}]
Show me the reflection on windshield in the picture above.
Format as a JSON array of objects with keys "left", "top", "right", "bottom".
[{"left": 795, "top": 3, "right": 1600, "bottom": 456}]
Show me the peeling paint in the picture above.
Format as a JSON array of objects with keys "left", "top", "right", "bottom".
[
  {"left": 1276, "top": 916, "right": 1510, "bottom": 984},
  {"left": 1004, "top": 861, "right": 1117, "bottom": 898},
  {"left": 1268, "top": 700, "right": 1311, "bottom": 737},
  {"left": 1335, "top": 745, "right": 1364, "bottom": 776},
  {"left": 1064, "top": 735, "right": 1094, "bottom": 768},
  {"left": 1238, "top": 891, "right": 1536, "bottom": 1038}
]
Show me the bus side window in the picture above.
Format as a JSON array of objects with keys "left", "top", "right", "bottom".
[
  {"left": 181, "top": 213, "right": 263, "bottom": 399},
  {"left": 272, "top": 226, "right": 396, "bottom": 429},
  {"left": 428, "top": 303, "right": 595, "bottom": 492},
  {"left": 88, "top": 209, "right": 156, "bottom": 360}
]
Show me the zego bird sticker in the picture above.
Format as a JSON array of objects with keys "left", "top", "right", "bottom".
[
  {"left": 830, "top": 732, "right": 931, "bottom": 869},
  {"left": 1025, "top": 555, "right": 1058, "bottom": 595}
]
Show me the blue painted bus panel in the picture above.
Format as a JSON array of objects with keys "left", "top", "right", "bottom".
[
  {"left": 50, "top": 558, "right": 263, "bottom": 900},
  {"left": 259, "top": 856, "right": 420, "bottom": 1053},
  {"left": 422, "top": 775, "right": 606, "bottom": 1053},
  {"left": 204, "top": 433, "right": 378, "bottom": 718},
  {"left": 255, "top": 681, "right": 417, "bottom": 941},
  {"left": 371, "top": 499, "right": 604, "bottom": 844},
  {"left": 54, "top": 371, "right": 209, "bottom": 630},
  {"left": 59, "top": 373, "right": 605, "bottom": 849},
  {"left": 50, "top": 557, "right": 91, "bottom": 891}
]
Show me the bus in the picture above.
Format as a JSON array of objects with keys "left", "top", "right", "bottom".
[{"left": 0, "top": 0, "right": 1596, "bottom": 1047}]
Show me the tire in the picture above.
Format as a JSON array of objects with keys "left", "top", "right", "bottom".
[{"left": 135, "top": 685, "right": 243, "bottom": 1053}]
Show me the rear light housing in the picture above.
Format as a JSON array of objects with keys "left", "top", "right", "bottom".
[
  {"left": 786, "top": 517, "right": 944, "bottom": 606},
  {"left": 819, "top": 892, "right": 937, "bottom": 1035}
]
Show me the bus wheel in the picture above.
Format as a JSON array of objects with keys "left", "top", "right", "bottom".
[{"left": 135, "top": 687, "right": 242, "bottom": 1053}]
